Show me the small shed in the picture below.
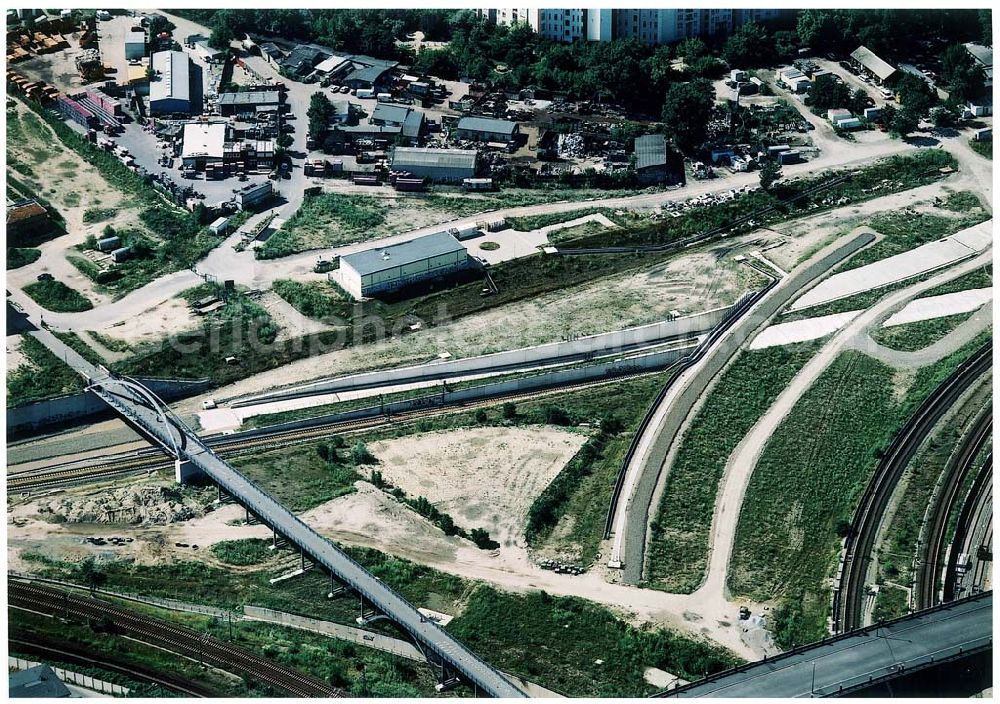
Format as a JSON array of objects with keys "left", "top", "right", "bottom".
[
  {"left": 97, "top": 235, "right": 121, "bottom": 252},
  {"left": 209, "top": 216, "right": 230, "bottom": 235}
]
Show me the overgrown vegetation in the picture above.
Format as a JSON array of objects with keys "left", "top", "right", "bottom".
[
  {"left": 732, "top": 332, "right": 991, "bottom": 649},
  {"left": 6, "top": 335, "right": 85, "bottom": 407},
  {"left": 6, "top": 247, "right": 41, "bottom": 269},
  {"left": 449, "top": 586, "right": 740, "bottom": 696},
  {"left": 52, "top": 331, "right": 105, "bottom": 366},
  {"left": 647, "top": 341, "right": 821, "bottom": 593},
  {"left": 870, "top": 313, "right": 974, "bottom": 352},
  {"left": 941, "top": 191, "right": 983, "bottom": 213},
  {"left": 272, "top": 279, "right": 354, "bottom": 320},
  {"left": 258, "top": 193, "right": 387, "bottom": 259},
  {"left": 22, "top": 278, "right": 93, "bottom": 312},
  {"left": 871, "top": 585, "right": 910, "bottom": 622},
  {"left": 730, "top": 352, "right": 898, "bottom": 649},
  {"left": 209, "top": 538, "right": 275, "bottom": 566},
  {"left": 969, "top": 137, "right": 992, "bottom": 160}
]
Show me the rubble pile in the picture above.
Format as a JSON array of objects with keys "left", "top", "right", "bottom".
[
  {"left": 557, "top": 132, "right": 585, "bottom": 158},
  {"left": 36, "top": 486, "right": 212, "bottom": 526}
]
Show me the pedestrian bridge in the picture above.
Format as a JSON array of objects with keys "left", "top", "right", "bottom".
[{"left": 35, "top": 328, "right": 526, "bottom": 698}]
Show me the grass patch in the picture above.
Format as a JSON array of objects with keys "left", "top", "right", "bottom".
[
  {"left": 844, "top": 208, "right": 988, "bottom": 271},
  {"left": 209, "top": 538, "right": 275, "bottom": 566},
  {"left": 478, "top": 241, "right": 500, "bottom": 251},
  {"left": 22, "top": 278, "right": 93, "bottom": 312},
  {"left": 52, "top": 331, "right": 106, "bottom": 366},
  {"left": 969, "top": 138, "right": 992, "bottom": 159},
  {"left": 647, "top": 341, "right": 821, "bottom": 593},
  {"left": 449, "top": 585, "right": 740, "bottom": 696},
  {"left": 871, "top": 585, "right": 910, "bottom": 622},
  {"left": 272, "top": 278, "right": 354, "bottom": 320},
  {"left": 83, "top": 206, "right": 119, "bottom": 223},
  {"left": 730, "top": 352, "right": 898, "bottom": 646},
  {"left": 941, "top": 191, "right": 983, "bottom": 212},
  {"left": 229, "top": 441, "right": 362, "bottom": 513},
  {"left": 870, "top": 313, "right": 974, "bottom": 352},
  {"left": 258, "top": 193, "right": 387, "bottom": 259},
  {"left": 88, "top": 330, "right": 133, "bottom": 353},
  {"left": 732, "top": 333, "right": 991, "bottom": 649},
  {"left": 917, "top": 266, "right": 992, "bottom": 299},
  {"left": 6, "top": 247, "right": 41, "bottom": 270},
  {"left": 6, "top": 335, "right": 87, "bottom": 407}
]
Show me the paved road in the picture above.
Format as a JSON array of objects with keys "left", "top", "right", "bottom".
[{"left": 660, "top": 593, "right": 992, "bottom": 697}]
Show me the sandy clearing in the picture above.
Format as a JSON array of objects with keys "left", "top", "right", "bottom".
[
  {"left": 883, "top": 287, "right": 992, "bottom": 327},
  {"left": 749, "top": 310, "right": 861, "bottom": 350},
  {"left": 367, "top": 426, "right": 588, "bottom": 548},
  {"left": 7, "top": 334, "right": 29, "bottom": 372},
  {"left": 259, "top": 291, "right": 334, "bottom": 340},
  {"left": 694, "top": 248, "right": 992, "bottom": 608}
]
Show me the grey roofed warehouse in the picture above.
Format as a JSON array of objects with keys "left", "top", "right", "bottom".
[
  {"left": 218, "top": 90, "right": 280, "bottom": 107},
  {"left": 342, "top": 231, "right": 468, "bottom": 277},
  {"left": 455, "top": 116, "right": 519, "bottom": 141},
  {"left": 149, "top": 50, "right": 191, "bottom": 114},
  {"left": 635, "top": 134, "right": 668, "bottom": 170},
  {"left": 390, "top": 147, "right": 478, "bottom": 181},
  {"left": 850, "top": 45, "right": 897, "bottom": 83}
]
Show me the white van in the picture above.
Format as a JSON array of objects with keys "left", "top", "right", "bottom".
[
  {"left": 376, "top": 92, "right": 393, "bottom": 103},
  {"left": 355, "top": 88, "right": 375, "bottom": 99}
]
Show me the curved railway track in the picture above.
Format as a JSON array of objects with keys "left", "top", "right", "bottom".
[
  {"left": 9, "top": 579, "right": 345, "bottom": 698},
  {"left": 914, "top": 403, "right": 992, "bottom": 610},
  {"left": 833, "top": 342, "right": 992, "bottom": 633},
  {"left": 9, "top": 358, "right": 692, "bottom": 492},
  {"left": 943, "top": 456, "right": 993, "bottom": 601}
]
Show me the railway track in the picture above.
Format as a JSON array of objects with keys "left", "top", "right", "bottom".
[
  {"left": 833, "top": 342, "right": 992, "bottom": 633},
  {"left": 914, "top": 403, "right": 992, "bottom": 610},
  {"left": 943, "top": 455, "right": 993, "bottom": 602},
  {"left": 8, "top": 579, "right": 345, "bottom": 698},
  {"left": 9, "top": 358, "right": 688, "bottom": 492}
]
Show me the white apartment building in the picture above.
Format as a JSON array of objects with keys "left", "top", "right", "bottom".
[{"left": 483, "top": 8, "right": 788, "bottom": 45}]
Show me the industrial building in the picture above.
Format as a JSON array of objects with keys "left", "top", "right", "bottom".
[
  {"left": 634, "top": 134, "right": 678, "bottom": 185},
  {"left": 181, "top": 122, "right": 228, "bottom": 170},
  {"left": 390, "top": 147, "right": 478, "bottom": 182},
  {"left": 339, "top": 230, "right": 472, "bottom": 299},
  {"left": 454, "top": 116, "right": 520, "bottom": 143},
  {"left": 217, "top": 90, "right": 281, "bottom": 116},
  {"left": 124, "top": 28, "right": 145, "bottom": 60},
  {"left": 964, "top": 42, "right": 993, "bottom": 91},
  {"left": 149, "top": 50, "right": 191, "bottom": 114},
  {"left": 7, "top": 198, "right": 55, "bottom": 244},
  {"left": 850, "top": 45, "right": 897, "bottom": 85},
  {"left": 235, "top": 181, "right": 274, "bottom": 210},
  {"left": 371, "top": 103, "right": 424, "bottom": 142}
]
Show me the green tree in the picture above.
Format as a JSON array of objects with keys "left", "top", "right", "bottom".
[
  {"left": 662, "top": 78, "right": 715, "bottom": 153},
  {"left": 276, "top": 133, "right": 293, "bottom": 149},
  {"left": 501, "top": 402, "right": 517, "bottom": 420},
  {"left": 307, "top": 91, "right": 334, "bottom": 140},
  {"left": 894, "top": 73, "right": 937, "bottom": 116},
  {"left": 78, "top": 557, "right": 107, "bottom": 596},
  {"left": 722, "top": 21, "right": 773, "bottom": 68},
  {"left": 758, "top": 158, "right": 782, "bottom": 192},
  {"left": 806, "top": 74, "right": 851, "bottom": 113},
  {"left": 891, "top": 107, "right": 920, "bottom": 137},
  {"left": 773, "top": 30, "right": 799, "bottom": 62},
  {"left": 316, "top": 442, "right": 331, "bottom": 462},
  {"left": 939, "top": 44, "right": 986, "bottom": 102},
  {"left": 473, "top": 408, "right": 488, "bottom": 424},
  {"left": 351, "top": 441, "right": 374, "bottom": 464},
  {"left": 676, "top": 37, "right": 707, "bottom": 63},
  {"left": 470, "top": 527, "right": 499, "bottom": 549}
]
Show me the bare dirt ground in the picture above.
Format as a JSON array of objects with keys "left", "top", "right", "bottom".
[
  {"left": 93, "top": 294, "right": 198, "bottom": 347},
  {"left": 7, "top": 334, "right": 28, "bottom": 372},
  {"left": 6, "top": 101, "right": 141, "bottom": 308},
  {"left": 259, "top": 291, "right": 334, "bottom": 341},
  {"left": 367, "top": 426, "right": 588, "bottom": 548}
]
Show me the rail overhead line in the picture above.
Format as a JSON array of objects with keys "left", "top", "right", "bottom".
[
  {"left": 943, "top": 455, "right": 993, "bottom": 602},
  {"left": 9, "top": 579, "right": 344, "bottom": 697},
  {"left": 833, "top": 342, "right": 992, "bottom": 633},
  {"left": 22, "top": 328, "right": 526, "bottom": 697},
  {"left": 914, "top": 402, "right": 992, "bottom": 610}
]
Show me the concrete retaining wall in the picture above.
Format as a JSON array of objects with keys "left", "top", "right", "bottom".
[
  {"left": 7, "top": 377, "right": 211, "bottom": 434},
  {"left": 234, "top": 308, "right": 726, "bottom": 407},
  {"left": 235, "top": 342, "right": 698, "bottom": 441}
]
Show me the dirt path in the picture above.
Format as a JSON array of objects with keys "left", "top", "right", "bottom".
[
  {"left": 850, "top": 300, "right": 993, "bottom": 370},
  {"left": 694, "top": 248, "right": 992, "bottom": 607}
]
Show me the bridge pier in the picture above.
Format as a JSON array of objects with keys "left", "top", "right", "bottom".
[{"left": 175, "top": 459, "right": 202, "bottom": 484}]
